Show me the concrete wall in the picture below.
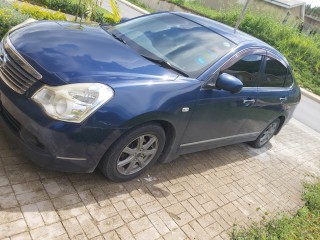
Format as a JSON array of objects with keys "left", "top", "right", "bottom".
[
  {"left": 199, "top": 0, "right": 304, "bottom": 21},
  {"left": 304, "top": 15, "right": 320, "bottom": 33},
  {"left": 134, "top": 0, "right": 191, "bottom": 12},
  {"left": 136, "top": 0, "right": 304, "bottom": 23},
  {"left": 250, "top": 0, "right": 303, "bottom": 21}
]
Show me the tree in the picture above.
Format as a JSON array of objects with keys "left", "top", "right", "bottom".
[{"left": 306, "top": 4, "right": 320, "bottom": 19}]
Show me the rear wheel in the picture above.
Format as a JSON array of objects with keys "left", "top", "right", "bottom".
[
  {"left": 248, "top": 118, "right": 280, "bottom": 148},
  {"left": 99, "top": 123, "right": 165, "bottom": 182}
]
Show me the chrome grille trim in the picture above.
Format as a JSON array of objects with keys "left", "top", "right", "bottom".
[
  {"left": 4, "top": 61, "right": 33, "bottom": 86},
  {"left": 4, "top": 53, "right": 37, "bottom": 84},
  {"left": 0, "top": 69, "right": 27, "bottom": 93},
  {"left": 4, "top": 36, "right": 42, "bottom": 80},
  {"left": 2, "top": 63, "right": 30, "bottom": 89},
  {"left": 0, "top": 35, "right": 41, "bottom": 94}
]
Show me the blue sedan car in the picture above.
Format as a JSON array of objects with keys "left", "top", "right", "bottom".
[{"left": 0, "top": 12, "right": 300, "bottom": 181}]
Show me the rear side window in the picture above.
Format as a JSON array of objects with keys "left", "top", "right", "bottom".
[
  {"left": 222, "top": 54, "right": 262, "bottom": 87},
  {"left": 284, "top": 71, "right": 294, "bottom": 87},
  {"left": 260, "top": 57, "right": 287, "bottom": 87}
]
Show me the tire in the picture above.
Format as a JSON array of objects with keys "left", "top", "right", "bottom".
[
  {"left": 99, "top": 123, "right": 166, "bottom": 182},
  {"left": 248, "top": 118, "right": 280, "bottom": 148}
]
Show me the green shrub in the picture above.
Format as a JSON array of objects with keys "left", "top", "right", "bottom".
[
  {"left": 303, "top": 182, "right": 320, "bottom": 212},
  {"left": 26, "top": 0, "right": 118, "bottom": 24},
  {"left": 13, "top": 2, "right": 66, "bottom": 21},
  {"left": 0, "top": 2, "right": 29, "bottom": 39}
]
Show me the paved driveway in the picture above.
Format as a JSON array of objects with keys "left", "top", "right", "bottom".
[{"left": 0, "top": 119, "right": 320, "bottom": 239}]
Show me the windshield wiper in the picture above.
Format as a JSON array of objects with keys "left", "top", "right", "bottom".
[
  {"left": 141, "top": 55, "right": 189, "bottom": 77},
  {"left": 111, "top": 33, "right": 127, "bottom": 45}
]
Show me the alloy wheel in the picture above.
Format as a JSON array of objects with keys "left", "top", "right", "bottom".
[
  {"left": 117, "top": 134, "right": 159, "bottom": 175},
  {"left": 259, "top": 122, "right": 279, "bottom": 146}
]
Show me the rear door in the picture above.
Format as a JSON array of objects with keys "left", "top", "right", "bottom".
[
  {"left": 179, "top": 49, "right": 265, "bottom": 153},
  {"left": 252, "top": 52, "right": 292, "bottom": 133}
]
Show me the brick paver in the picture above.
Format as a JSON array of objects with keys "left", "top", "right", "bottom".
[{"left": 0, "top": 119, "right": 320, "bottom": 239}]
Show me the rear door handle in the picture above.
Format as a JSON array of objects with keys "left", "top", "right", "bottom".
[
  {"left": 243, "top": 99, "right": 255, "bottom": 106},
  {"left": 280, "top": 97, "right": 287, "bottom": 102}
]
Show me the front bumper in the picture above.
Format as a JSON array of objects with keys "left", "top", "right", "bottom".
[{"left": 0, "top": 82, "right": 125, "bottom": 173}]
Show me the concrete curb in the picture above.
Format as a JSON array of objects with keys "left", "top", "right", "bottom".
[
  {"left": 301, "top": 88, "right": 320, "bottom": 104},
  {"left": 117, "top": 0, "right": 150, "bottom": 14}
]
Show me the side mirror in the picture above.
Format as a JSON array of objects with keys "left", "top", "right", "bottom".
[{"left": 216, "top": 73, "right": 243, "bottom": 93}]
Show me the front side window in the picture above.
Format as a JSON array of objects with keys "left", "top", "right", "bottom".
[
  {"left": 260, "top": 57, "right": 287, "bottom": 87},
  {"left": 109, "top": 13, "right": 236, "bottom": 78},
  {"left": 221, "top": 54, "right": 262, "bottom": 87}
]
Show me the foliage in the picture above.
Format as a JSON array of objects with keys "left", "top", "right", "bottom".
[
  {"left": 12, "top": 2, "right": 66, "bottom": 21},
  {"left": 26, "top": 0, "right": 120, "bottom": 23},
  {"left": 306, "top": 4, "right": 320, "bottom": 19},
  {"left": 0, "top": 2, "right": 29, "bottom": 38},
  {"left": 303, "top": 182, "right": 320, "bottom": 212},
  {"left": 124, "top": 0, "right": 154, "bottom": 13},
  {"left": 102, "top": 0, "right": 121, "bottom": 24},
  {"left": 129, "top": 0, "right": 320, "bottom": 95},
  {"left": 231, "top": 181, "right": 320, "bottom": 239}
]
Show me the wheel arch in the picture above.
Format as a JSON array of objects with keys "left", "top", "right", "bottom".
[
  {"left": 96, "top": 117, "right": 179, "bottom": 169},
  {"left": 274, "top": 115, "right": 286, "bottom": 135},
  {"left": 121, "top": 119, "right": 178, "bottom": 164}
]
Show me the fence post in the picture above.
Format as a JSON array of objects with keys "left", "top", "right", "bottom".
[{"left": 234, "top": 0, "right": 251, "bottom": 33}]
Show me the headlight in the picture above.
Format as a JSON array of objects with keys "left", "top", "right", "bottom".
[{"left": 32, "top": 83, "right": 114, "bottom": 123}]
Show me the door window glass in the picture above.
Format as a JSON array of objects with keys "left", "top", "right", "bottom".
[
  {"left": 221, "top": 54, "right": 262, "bottom": 87},
  {"left": 260, "top": 57, "right": 287, "bottom": 87},
  {"left": 284, "top": 71, "right": 294, "bottom": 87}
]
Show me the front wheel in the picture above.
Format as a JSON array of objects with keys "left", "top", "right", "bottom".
[
  {"left": 99, "top": 123, "right": 166, "bottom": 182},
  {"left": 248, "top": 118, "right": 280, "bottom": 148}
]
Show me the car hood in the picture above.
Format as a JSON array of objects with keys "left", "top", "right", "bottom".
[{"left": 8, "top": 21, "right": 178, "bottom": 85}]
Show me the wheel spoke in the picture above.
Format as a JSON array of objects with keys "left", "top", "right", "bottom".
[
  {"left": 270, "top": 124, "right": 277, "bottom": 132},
  {"left": 125, "top": 160, "right": 136, "bottom": 174},
  {"left": 143, "top": 137, "right": 156, "bottom": 150},
  {"left": 137, "top": 157, "right": 147, "bottom": 168},
  {"left": 137, "top": 136, "right": 145, "bottom": 150},
  {"left": 122, "top": 146, "right": 136, "bottom": 155},
  {"left": 117, "top": 155, "right": 135, "bottom": 167},
  {"left": 143, "top": 149, "right": 157, "bottom": 156}
]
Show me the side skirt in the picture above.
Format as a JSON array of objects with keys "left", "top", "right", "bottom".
[{"left": 177, "top": 132, "right": 259, "bottom": 155}]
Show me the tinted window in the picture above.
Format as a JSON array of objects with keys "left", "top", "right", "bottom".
[
  {"left": 109, "top": 13, "right": 236, "bottom": 78},
  {"left": 222, "top": 54, "right": 262, "bottom": 87},
  {"left": 284, "top": 71, "right": 294, "bottom": 87},
  {"left": 260, "top": 57, "right": 287, "bottom": 87}
]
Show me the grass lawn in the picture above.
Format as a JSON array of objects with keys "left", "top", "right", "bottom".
[{"left": 231, "top": 181, "right": 320, "bottom": 239}]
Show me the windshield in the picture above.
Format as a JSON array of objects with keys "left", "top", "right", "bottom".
[{"left": 108, "top": 13, "right": 236, "bottom": 78}]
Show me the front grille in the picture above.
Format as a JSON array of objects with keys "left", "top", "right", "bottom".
[
  {"left": 0, "top": 36, "right": 41, "bottom": 94},
  {"left": 0, "top": 52, "right": 38, "bottom": 94}
]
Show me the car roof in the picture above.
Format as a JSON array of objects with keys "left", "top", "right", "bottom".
[
  {"left": 171, "top": 12, "right": 290, "bottom": 65},
  {"left": 172, "top": 12, "right": 276, "bottom": 50}
]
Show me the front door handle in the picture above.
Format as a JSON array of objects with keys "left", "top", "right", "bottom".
[
  {"left": 280, "top": 97, "right": 287, "bottom": 103},
  {"left": 243, "top": 99, "right": 255, "bottom": 106}
]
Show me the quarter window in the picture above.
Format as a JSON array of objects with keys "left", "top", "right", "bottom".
[
  {"left": 221, "top": 54, "right": 262, "bottom": 87},
  {"left": 284, "top": 71, "right": 294, "bottom": 87},
  {"left": 260, "top": 57, "right": 287, "bottom": 87}
]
